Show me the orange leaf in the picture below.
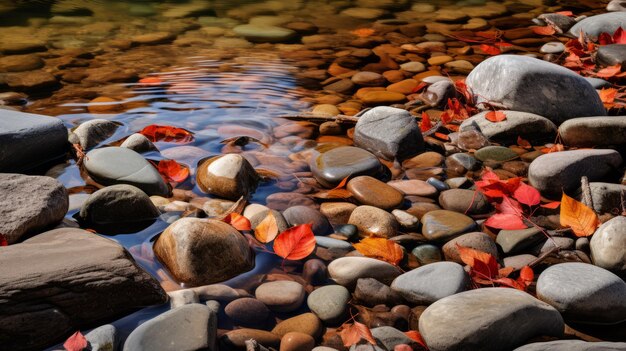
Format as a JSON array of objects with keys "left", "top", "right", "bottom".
[
  {"left": 532, "top": 26, "right": 556, "bottom": 36},
  {"left": 480, "top": 44, "right": 501, "bottom": 55},
  {"left": 64, "top": 331, "right": 87, "bottom": 351},
  {"left": 517, "top": 136, "right": 531, "bottom": 149},
  {"left": 138, "top": 76, "right": 163, "bottom": 86},
  {"left": 457, "top": 244, "right": 499, "bottom": 279},
  {"left": 519, "top": 265, "right": 534, "bottom": 284},
  {"left": 273, "top": 223, "right": 316, "bottom": 260},
  {"left": 351, "top": 28, "right": 375, "bottom": 38},
  {"left": 555, "top": 11, "right": 574, "bottom": 17},
  {"left": 313, "top": 188, "right": 353, "bottom": 200},
  {"left": 485, "top": 213, "right": 527, "bottom": 230},
  {"left": 254, "top": 211, "right": 279, "bottom": 243},
  {"left": 353, "top": 237, "right": 404, "bottom": 266},
  {"left": 340, "top": 321, "right": 377, "bottom": 347},
  {"left": 420, "top": 111, "right": 433, "bottom": 132},
  {"left": 334, "top": 176, "right": 350, "bottom": 190},
  {"left": 559, "top": 193, "right": 599, "bottom": 237},
  {"left": 222, "top": 213, "right": 251, "bottom": 231},
  {"left": 540, "top": 143, "right": 564, "bottom": 154},
  {"left": 433, "top": 132, "right": 449, "bottom": 141},
  {"left": 140, "top": 124, "right": 193, "bottom": 143},
  {"left": 599, "top": 88, "right": 617, "bottom": 108},
  {"left": 596, "top": 64, "right": 622, "bottom": 78},
  {"left": 540, "top": 201, "right": 561, "bottom": 209},
  {"left": 485, "top": 111, "right": 506, "bottom": 122},
  {"left": 157, "top": 159, "right": 189, "bottom": 183},
  {"left": 404, "top": 331, "right": 428, "bottom": 348}
]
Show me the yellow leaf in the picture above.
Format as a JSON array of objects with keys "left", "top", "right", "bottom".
[
  {"left": 353, "top": 237, "right": 404, "bottom": 265},
  {"left": 559, "top": 193, "right": 599, "bottom": 237},
  {"left": 254, "top": 211, "right": 279, "bottom": 243}
]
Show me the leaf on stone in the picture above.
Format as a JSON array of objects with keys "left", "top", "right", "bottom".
[
  {"left": 599, "top": 88, "right": 617, "bottom": 109},
  {"left": 404, "top": 330, "right": 428, "bottom": 348},
  {"left": 519, "top": 265, "right": 534, "bottom": 284},
  {"left": 63, "top": 331, "right": 88, "bottom": 351},
  {"left": 496, "top": 196, "right": 523, "bottom": 216},
  {"left": 596, "top": 64, "right": 622, "bottom": 79},
  {"left": 273, "top": 223, "right": 316, "bottom": 260},
  {"left": 559, "top": 193, "right": 599, "bottom": 237},
  {"left": 532, "top": 25, "right": 556, "bottom": 36},
  {"left": 540, "top": 201, "right": 561, "bottom": 209},
  {"left": 484, "top": 213, "right": 527, "bottom": 230},
  {"left": 513, "top": 182, "right": 541, "bottom": 207},
  {"left": 222, "top": 213, "right": 251, "bottom": 231},
  {"left": 0, "top": 233, "right": 7, "bottom": 246},
  {"left": 480, "top": 44, "right": 501, "bottom": 56},
  {"left": 157, "top": 159, "right": 189, "bottom": 183},
  {"left": 420, "top": 111, "right": 433, "bottom": 132},
  {"left": 612, "top": 27, "right": 626, "bottom": 44},
  {"left": 340, "top": 321, "right": 377, "bottom": 347},
  {"left": 484, "top": 111, "right": 506, "bottom": 122},
  {"left": 353, "top": 237, "right": 404, "bottom": 266},
  {"left": 457, "top": 244, "right": 499, "bottom": 280},
  {"left": 140, "top": 124, "right": 193, "bottom": 143},
  {"left": 517, "top": 136, "right": 531, "bottom": 149},
  {"left": 254, "top": 211, "right": 279, "bottom": 243}
]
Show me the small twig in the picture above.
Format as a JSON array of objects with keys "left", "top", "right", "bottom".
[
  {"left": 581, "top": 176, "right": 595, "bottom": 211},
  {"left": 528, "top": 245, "right": 561, "bottom": 268}
]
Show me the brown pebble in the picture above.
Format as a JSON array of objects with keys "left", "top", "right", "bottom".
[{"left": 280, "top": 332, "right": 315, "bottom": 351}]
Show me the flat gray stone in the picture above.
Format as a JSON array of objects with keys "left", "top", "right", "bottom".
[
  {"left": 0, "top": 109, "right": 68, "bottom": 172},
  {"left": 419, "top": 288, "right": 564, "bottom": 351},
  {"left": 79, "top": 184, "right": 160, "bottom": 224},
  {"left": 123, "top": 304, "right": 214, "bottom": 351},
  {"left": 559, "top": 116, "right": 626, "bottom": 147},
  {"left": 371, "top": 326, "right": 419, "bottom": 350},
  {"left": 0, "top": 173, "right": 68, "bottom": 244},
  {"left": 310, "top": 146, "right": 385, "bottom": 188},
  {"left": 460, "top": 111, "right": 557, "bottom": 142},
  {"left": 514, "top": 340, "right": 626, "bottom": 351},
  {"left": 307, "top": 285, "right": 350, "bottom": 325},
  {"left": 466, "top": 55, "right": 605, "bottom": 125},
  {"left": 569, "top": 12, "right": 626, "bottom": 38},
  {"left": 84, "top": 146, "right": 170, "bottom": 196},
  {"left": 328, "top": 257, "right": 402, "bottom": 289},
  {"left": 353, "top": 277, "right": 404, "bottom": 307},
  {"left": 283, "top": 205, "right": 332, "bottom": 235},
  {"left": 496, "top": 227, "right": 544, "bottom": 254},
  {"left": 536, "top": 262, "right": 626, "bottom": 324},
  {"left": 528, "top": 149, "right": 622, "bottom": 198},
  {"left": 353, "top": 106, "right": 424, "bottom": 161},
  {"left": 597, "top": 44, "right": 626, "bottom": 68},
  {"left": 85, "top": 324, "right": 118, "bottom": 351},
  {"left": 591, "top": 216, "right": 626, "bottom": 274},
  {"left": 391, "top": 261, "right": 468, "bottom": 304},
  {"left": 0, "top": 228, "right": 166, "bottom": 351}
]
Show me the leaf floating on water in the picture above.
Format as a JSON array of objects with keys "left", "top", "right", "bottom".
[
  {"left": 560, "top": 193, "right": 599, "bottom": 237},
  {"left": 485, "top": 111, "right": 506, "bottom": 122},
  {"left": 273, "top": 223, "right": 316, "bottom": 261},
  {"left": 222, "top": 213, "right": 251, "bottom": 231},
  {"left": 340, "top": 321, "right": 377, "bottom": 347},
  {"left": 254, "top": 211, "right": 279, "bottom": 243},
  {"left": 353, "top": 237, "right": 404, "bottom": 266},
  {"left": 140, "top": 124, "right": 193, "bottom": 143},
  {"left": 157, "top": 159, "right": 189, "bottom": 183},
  {"left": 63, "top": 331, "right": 87, "bottom": 351}
]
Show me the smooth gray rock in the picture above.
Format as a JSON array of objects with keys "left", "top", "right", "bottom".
[
  {"left": 391, "top": 262, "right": 468, "bottom": 304},
  {"left": 79, "top": 184, "right": 160, "bottom": 224},
  {"left": 608, "top": 0, "right": 626, "bottom": 12},
  {"left": 315, "top": 236, "right": 353, "bottom": 250},
  {"left": 559, "top": 116, "right": 626, "bottom": 147},
  {"left": 123, "top": 304, "right": 214, "bottom": 351},
  {"left": 371, "top": 326, "right": 419, "bottom": 350},
  {"left": 0, "top": 109, "right": 68, "bottom": 172},
  {"left": 597, "top": 44, "right": 626, "bottom": 68},
  {"left": 585, "top": 182, "right": 626, "bottom": 214},
  {"left": 540, "top": 42, "right": 565, "bottom": 54},
  {"left": 85, "top": 324, "right": 118, "bottom": 351},
  {"left": 460, "top": 111, "right": 557, "bottom": 141},
  {"left": 70, "top": 119, "right": 120, "bottom": 150},
  {"left": 84, "top": 146, "right": 170, "bottom": 196},
  {"left": 353, "top": 277, "right": 404, "bottom": 307},
  {"left": 590, "top": 216, "right": 626, "bottom": 274},
  {"left": 528, "top": 149, "right": 622, "bottom": 198},
  {"left": 168, "top": 289, "right": 199, "bottom": 309},
  {"left": 439, "top": 189, "right": 492, "bottom": 215},
  {"left": 536, "top": 262, "right": 626, "bottom": 324},
  {"left": 569, "top": 12, "right": 626, "bottom": 38},
  {"left": 307, "top": 285, "right": 350, "bottom": 325},
  {"left": 283, "top": 205, "right": 332, "bottom": 235},
  {"left": 255, "top": 280, "right": 305, "bottom": 312},
  {"left": 353, "top": 106, "right": 424, "bottom": 161},
  {"left": 0, "top": 228, "right": 166, "bottom": 351},
  {"left": 496, "top": 227, "right": 544, "bottom": 254},
  {"left": 419, "top": 288, "right": 564, "bottom": 351},
  {"left": 514, "top": 340, "right": 626, "bottom": 351},
  {"left": 0, "top": 173, "right": 68, "bottom": 244},
  {"left": 466, "top": 55, "right": 605, "bottom": 124},
  {"left": 584, "top": 77, "right": 613, "bottom": 89},
  {"left": 120, "top": 133, "right": 157, "bottom": 153},
  {"left": 311, "top": 146, "right": 385, "bottom": 188},
  {"left": 328, "top": 257, "right": 402, "bottom": 288}
]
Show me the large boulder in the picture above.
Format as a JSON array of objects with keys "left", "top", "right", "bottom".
[
  {"left": 0, "top": 173, "right": 68, "bottom": 244},
  {"left": 154, "top": 218, "right": 255, "bottom": 286},
  {"left": 0, "top": 228, "right": 166, "bottom": 351},
  {"left": 465, "top": 55, "right": 605, "bottom": 124},
  {"left": 0, "top": 109, "right": 68, "bottom": 172},
  {"left": 569, "top": 12, "right": 626, "bottom": 38},
  {"left": 419, "top": 288, "right": 564, "bottom": 351},
  {"left": 353, "top": 106, "right": 424, "bottom": 161}
]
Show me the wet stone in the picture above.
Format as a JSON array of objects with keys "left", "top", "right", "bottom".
[
  {"left": 328, "top": 257, "right": 402, "bottom": 289},
  {"left": 272, "top": 313, "right": 323, "bottom": 338},
  {"left": 250, "top": 209, "right": 289, "bottom": 234},
  {"left": 4, "top": 71, "right": 58, "bottom": 91},
  {"left": 196, "top": 153, "right": 260, "bottom": 200},
  {"left": 456, "top": 129, "right": 489, "bottom": 151},
  {"left": 590, "top": 216, "right": 626, "bottom": 274},
  {"left": 402, "top": 152, "right": 445, "bottom": 169},
  {"left": 537, "top": 262, "right": 626, "bottom": 324},
  {"left": 461, "top": 111, "right": 557, "bottom": 142},
  {"left": 255, "top": 281, "right": 305, "bottom": 312},
  {"left": 438, "top": 189, "right": 491, "bottom": 215},
  {"left": 221, "top": 328, "right": 281, "bottom": 350},
  {"left": 85, "top": 324, "right": 117, "bottom": 351},
  {"left": 445, "top": 153, "right": 480, "bottom": 175},
  {"left": 569, "top": 12, "right": 626, "bottom": 38},
  {"left": 420, "top": 210, "right": 477, "bottom": 243},
  {"left": 311, "top": 146, "right": 384, "bottom": 188},
  {"left": 79, "top": 184, "right": 160, "bottom": 224},
  {"left": 283, "top": 205, "right": 332, "bottom": 236},
  {"left": 443, "top": 232, "right": 498, "bottom": 264},
  {"left": 392, "top": 262, "right": 468, "bottom": 304},
  {"left": 0, "top": 54, "right": 43, "bottom": 72},
  {"left": 70, "top": 119, "right": 120, "bottom": 150},
  {"left": 348, "top": 205, "right": 399, "bottom": 238},
  {"left": 347, "top": 176, "right": 404, "bottom": 210},
  {"left": 120, "top": 133, "right": 158, "bottom": 153},
  {"left": 233, "top": 24, "right": 297, "bottom": 43},
  {"left": 371, "top": 326, "right": 420, "bottom": 351},
  {"left": 411, "top": 244, "right": 442, "bottom": 265},
  {"left": 388, "top": 180, "right": 438, "bottom": 197},
  {"left": 225, "top": 298, "right": 271, "bottom": 328},
  {"left": 320, "top": 202, "right": 357, "bottom": 225},
  {"left": 281, "top": 332, "right": 315, "bottom": 351}
]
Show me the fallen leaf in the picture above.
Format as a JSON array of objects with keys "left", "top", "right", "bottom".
[
  {"left": 255, "top": 211, "right": 279, "bottom": 243},
  {"left": 555, "top": 11, "right": 574, "bottom": 17},
  {"left": 532, "top": 25, "right": 556, "bottom": 36},
  {"left": 517, "top": 136, "right": 531, "bottom": 149},
  {"left": 484, "top": 213, "right": 527, "bottom": 230},
  {"left": 433, "top": 132, "right": 449, "bottom": 141},
  {"left": 496, "top": 196, "right": 524, "bottom": 216},
  {"left": 313, "top": 188, "right": 353, "bottom": 200},
  {"left": 485, "top": 111, "right": 506, "bottom": 122},
  {"left": 540, "top": 143, "right": 564, "bottom": 154},
  {"left": 457, "top": 244, "right": 499, "bottom": 280},
  {"left": 420, "top": 111, "right": 433, "bottom": 132},
  {"left": 222, "top": 213, "right": 251, "bottom": 231},
  {"left": 540, "top": 201, "right": 561, "bottom": 209},
  {"left": 138, "top": 76, "right": 163, "bottom": 86},
  {"left": 157, "top": 160, "right": 189, "bottom": 183},
  {"left": 353, "top": 237, "right": 404, "bottom": 266},
  {"left": 0, "top": 233, "right": 7, "bottom": 246},
  {"left": 519, "top": 265, "right": 534, "bottom": 284},
  {"left": 274, "top": 223, "right": 316, "bottom": 260},
  {"left": 351, "top": 28, "right": 375, "bottom": 38},
  {"left": 480, "top": 44, "right": 501, "bottom": 55},
  {"left": 140, "top": 124, "right": 193, "bottom": 143},
  {"left": 63, "top": 331, "right": 87, "bottom": 351},
  {"left": 613, "top": 27, "right": 626, "bottom": 44},
  {"left": 340, "top": 321, "right": 377, "bottom": 347},
  {"left": 560, "top": 193, "right": 599, "bottom": 237},
  {"left": 599, "top": 88, "right": 618, "bottom": 109},
  {"left": 334, "top": 176, "right": 350, "bottom": 190},
  {"left": 596, "top": 64, "right": 622, "bottom": 79},
  {"left": 404, "top": 331, "right": 428, "bottom": 348},
  {"left": 513, "top": 182, "right": 541, "bottom": 207}
]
